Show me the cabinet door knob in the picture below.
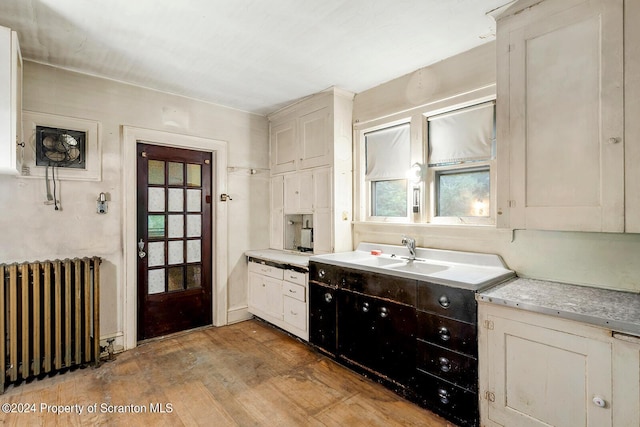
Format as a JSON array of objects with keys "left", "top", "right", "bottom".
[
  {"left": 324, "top": 292, "right": 333, "bottom": 303},
  {"left": 438, "top": 326, "right": 451, "bottom": 341},
  {"left": 592, "top": 396, "right": 606, "bottom": 408},
  {"left": 379, "top": 307, "right": 388, "bottom": 318},
  {"left": 438, "top": 388, "right": 450, "bottom": 405},
  {"left": 607, "top": 137, "right": 620, "bottom": 144},
  {"left": 438, "top": 356, "right": 451, "bottom": 372},
  {"left": 362, "top": 302, "right": 370, "bottom": 313},
  {"left": 438, "top": 295, "right": 451, "bottom": 308}
]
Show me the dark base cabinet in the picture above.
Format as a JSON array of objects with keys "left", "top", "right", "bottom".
[
  {"left": 309, "top": 261, "right": 480, "bottom": 427},
  {"left": 338, "top": 290, "right": 416, "bottom": 386},
  {"left": 309, "top": 282, "right": 338, "bottom": 355},
  {"left": 414, "top": 369, "right": 479, "bottom": 426}
]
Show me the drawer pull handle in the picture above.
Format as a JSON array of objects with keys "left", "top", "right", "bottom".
[
  {"left": 438, "top": 357, "right": 451, "bottom": 373},
  {"left": 438, "top": 295, "right": 451, "bottom": 308},
  {"left": 289, "top": 289, "right": 297, "bottom": 293},
  {"left": 438, "top": 326, "right": 451, "bottom": 341},
  {"left": 289, "top": 275, "right": 296, "bottom": 279},
  {"left": 379, "top": 307, "right": 389, "bottom": 318},
  {"left": 438, "top": 388, "right": 450, "bottom": 405},
  {"left": 290, "top": 310, "right": 298, "bottom": 316},
  {"left": 318, "top": 269, "right": 326, "bottom": 278},
  {"left": 362, "top": 302, "right": 370, "bottom": 313},
  {"left": 324, "top": 293, "right": 333, "bottom": 303}
]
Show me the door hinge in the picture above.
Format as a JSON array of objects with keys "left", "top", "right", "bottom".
[
  {"left": 483, "top": 320, "right": 494, "bottom": 330},
  {"left": 485, "top": 391, "right": 496, "bottom": 402}
]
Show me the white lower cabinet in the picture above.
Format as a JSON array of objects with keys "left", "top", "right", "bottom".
[
  {"left": 248, "top": 261, "right": 308, "bottom": 340},
  {"left": 612, "top": 333, "right": 640, "bottom": 427},
  {"left": 478, "top": 303, "right": 615, "bottom": 427}
]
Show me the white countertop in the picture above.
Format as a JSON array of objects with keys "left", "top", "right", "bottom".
[
  {"left": 478, "top": 278, "right": 640, "bottom": 336},
  {"left": 245, "top": 249, "right": 311, "bottom": 269}
]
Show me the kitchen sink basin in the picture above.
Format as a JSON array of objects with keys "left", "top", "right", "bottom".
[
  {"left": 353, "top": 257, "right": 405, "bottom": 267},
  {"left": 386, "top": 261, "right": 449, "bottom": 275}
]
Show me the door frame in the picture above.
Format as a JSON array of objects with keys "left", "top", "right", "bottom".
[{"left": 122, "top": 126, "right": 228, "bottom": 350}]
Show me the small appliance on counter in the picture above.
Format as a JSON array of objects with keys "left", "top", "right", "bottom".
[{"left": 298, "top": 220, "right": 313, "bottom": 252}]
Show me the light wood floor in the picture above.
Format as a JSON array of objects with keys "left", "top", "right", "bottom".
[{"left": 0, "top": 319, "right": 453, "bottom": 426}]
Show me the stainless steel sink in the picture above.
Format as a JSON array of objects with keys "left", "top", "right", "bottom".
[{"left": 386, "top": 261, "right": 449, "bottom": 275}]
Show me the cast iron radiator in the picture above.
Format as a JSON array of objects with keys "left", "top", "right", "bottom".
[{"left": 0, "top": 257, "right": 101, "bottom": 392}]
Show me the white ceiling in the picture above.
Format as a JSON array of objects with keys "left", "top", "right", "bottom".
[{"left": 0, "top": 0, "right": 512, "bottom": 115}]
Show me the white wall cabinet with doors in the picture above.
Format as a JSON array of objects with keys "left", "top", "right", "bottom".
[
  {"left": 284, "top": 171, "right": 314, "bottom": 214},
  {"left": 247, "top": 260, "right": 308, "bottom": 340},
  {"left": 0, "top": 25, "right": 23, "bottom": 175},
  {"left": 478, "top": 302, "right": 639, "bottom": 427},
  {"left": 495, "top": 0, "right": 624, "bottom": 232},
  {"left": 269, "top": 87, "right": 353, "bottom": 254}
]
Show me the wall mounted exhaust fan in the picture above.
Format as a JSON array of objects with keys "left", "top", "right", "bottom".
[
  {"left": 35, "top": 126, "right": 87, "bottom": 211},
  {"left": 35, "top": 126, "right": 86, "bottom": 169}
]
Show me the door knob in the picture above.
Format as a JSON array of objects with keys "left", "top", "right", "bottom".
[{"left": 138, "top": 239, "right": 146, "bottom": 259}]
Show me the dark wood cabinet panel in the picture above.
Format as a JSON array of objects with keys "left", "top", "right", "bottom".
[
  {"left": 309, "top": 282, "right": 337, "bottom": 355},
  {"left": 416, "top": 310, "right": 477, "bottom": 356},
  {"left": 338, "top": 290, "right": 416, "bottom": 385},
  {"left": 417, "top": 281, "right": 476, "bottom": 323},
  {"left": 414, "top": 369, "right": 478, "bottom": 427},
  {"left": 416, "top": 339, "right": 477, "bottom": 390},
  {"left": 339, "top": 269, "right": 417, "bottom": 306}
]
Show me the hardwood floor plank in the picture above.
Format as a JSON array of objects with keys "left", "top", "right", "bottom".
[{"left": 0, "top": 320, "right": 452, "bottom": 426}]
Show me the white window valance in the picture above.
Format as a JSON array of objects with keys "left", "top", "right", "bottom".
[{"left": 428, "top": 102, "right": 495, "bottom": 166}]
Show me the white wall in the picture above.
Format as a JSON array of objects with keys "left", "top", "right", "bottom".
[
  {"left": 353, "top": 9, "right": 640, "bottom": 293},
  {"left": 0, "top": 61, "right": 269, "bottom": 347}
]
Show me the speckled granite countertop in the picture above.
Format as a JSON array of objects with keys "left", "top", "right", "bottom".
[
  {"left": 477, "top": 278, "right": 640, "bottom": 336},
  {"left": 245, "top": 249, "right": 310, "bottom": 269}
]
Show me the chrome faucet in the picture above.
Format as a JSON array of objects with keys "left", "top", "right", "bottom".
[{"left": 401, "top": 235, "right": 416, "bottom": 261}]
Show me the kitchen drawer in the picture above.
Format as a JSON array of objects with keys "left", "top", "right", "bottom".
[
  {"left": 248, "top": 261, "right": 284, "bottom": 280},
  {"left": 416, "top": 310, "right": 477, "bottom": 356},
  {"left": 414, "top": 370, "right": 478, "bottom": 427},
  {"left": 283, "top": 281, "right": 305, "bottom": 302},
  {"left": 339, "top": 268, "right": 417, "bottom": 306},
  {"left": 284, "top": 269, "right": 306, "bottom": 286},
  {"left": 284, "top": 296, "right": 306, "bottom": 331},
  {"left": 416, "top": 339, "right": 477, "bottom": 390},
  {"left": 417, "top": 281, "right": 476, "bottom": 323}
]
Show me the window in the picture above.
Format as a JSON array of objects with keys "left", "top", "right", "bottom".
[
  {"left": 436, "top": 167, "right": 490, "bottom": 217},
  {"left": 428, "top": 101, "right": 495, "bottom": 223},
  {"left": 365, "top": 123, "right": 410, "bottom": 218},
  {"left": 357, "top": 100, "right": 495, "bottom": 225}
]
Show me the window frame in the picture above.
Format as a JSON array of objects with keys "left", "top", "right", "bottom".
[
  {"left": 360, "top": 119, "right": 414, "bottom": 223},
  {"left": 426, "top": 101, "right": 497, "bottom": 226},
  {"left": 354, "top": 92, "right": 497, "bottom": 227},
  {"left": 428, "top": 162, "right": 496, "bottom": 226}
]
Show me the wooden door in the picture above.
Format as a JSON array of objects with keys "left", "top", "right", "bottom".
[{"left": 137, "top": 143, "right": 212, "bottom": 340}]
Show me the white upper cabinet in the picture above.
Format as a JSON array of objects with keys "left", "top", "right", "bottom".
[
  {"left": 496, "top": 0, "right": 624, "bottom": 232},
  {"left": 270, "top": 118, "right": 297, "bottom": 175},
  {"left": 0, "top": 26, "right": 23, "bottom": 175},
  {"left": 298, "top": 106, "right": 331, "bottom": 170},
  {"left": 268, "top": 88, "right": 354, "bottom": 254}
]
